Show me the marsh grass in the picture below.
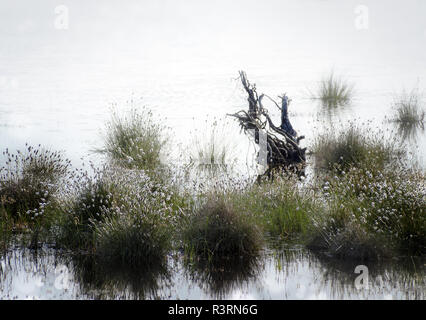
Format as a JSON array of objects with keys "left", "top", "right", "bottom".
[
  {"left": 310, "top": 165, "right": 426, "bottom": 259},
  {"left": 188, "top": 119, "right": 237, "bottom": 173},
  {"left": 0, "top": 145, "right": 71, "bottom": 223},
  {"left": 313, "top": 72, "right": 354, "bottom": 108},
  {"left": 312, "top": 124, "right": 398, "bottom": 173},
  {"left": 0, "top": 206, "right": 13, "bottom": 250},
  {"left": 96, "top": 107, "right": 168, "bottom": 174},
  {"left": 391, "top": 88, "right": 425, "bottom": 140},
  {"left": 53, "top": 164, "right": 182, "bottom": 268},
  {"left": 230, "top": 174, "right": 319, "bottom": 242},
  {"left": 52, "top": 166, "right": 117, "bottom": 249},
  {"left": 183, "top": 196, "right": 263, "bottom": 260},
  {"left": 94, "top": 213, "right": 171, "bottom": 269},
  {"left": 392, "top": 88, "right": 425, "bottom": 124}
]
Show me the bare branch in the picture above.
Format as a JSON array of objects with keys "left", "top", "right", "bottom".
[{"left": 229, "top": 71, "right": 306, "bottom": 178}]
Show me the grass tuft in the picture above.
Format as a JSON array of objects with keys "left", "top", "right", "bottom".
[
  {"left": 230, "top": 174, "right": 318, "bottom": 242},
  {"left": 314, "top": 71, "right": 354, "bottom": 108},
  {"left": 94, "top": 213, "right": 171, "bottom": 269},
  {"left": 97, "top": 107, "right": 168, "bottom": 174},
  {"left": 391, "top": 88, "right": 425, "bottom": 140},
  {"left": 312, "top": 124, "right": 398, "bottom": 173},
  {"left": 310, "top": 165, "right": 426, "bottom": 259},
  {"left": 0, "top": 145, "right": 70, "bottom": 223},
  {"left": 392, "top": 88, "right": 425, "bottom": 124},
  {"left": 53, "top": 165, "right": 181, "bottom": 267},
  {"left": 183, "top": 196, "right": 263, "bottom": 259},
  {"left": 188, "top": 119, "right": 237, "bottom": 173}
]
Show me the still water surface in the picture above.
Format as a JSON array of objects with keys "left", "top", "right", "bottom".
[{"left": 1, "top": 246, "right": 424, "bottom": 300}]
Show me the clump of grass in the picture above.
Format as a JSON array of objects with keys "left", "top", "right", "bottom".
[
  {"left": 183, "top": 196, "right": 262, "bottom": 259},
  {"left": 94, "top": 213, "right": 171, "bottom": 269},
  {"left": 0, "top": 206, "right": 13, "bottom": 250},
  {"left": 72, "top": 170, "right": 116, "bottom": 228},
  {"left": 391, "top": 88, "right": 425, "bottom": 140},
  {"left": 92, "top": 168, "right": 178, "bottom": 267},
  {"left": 310, "top": 165, "right": 426, "bottom": 259},
  {"left": 231, "top": 174, "right": 319, "bottom": 242},
  {"left": 314, "top": 72, "right": 354, "bottom": 108},
  {"left": 97, "top": 107, "right": 168, "bottom": 174},
  {"left": 54, "top": 164, "right": 181, "bottom": 267},
  {"left": 312, "top": 124, "right": 398, "bottom": 173},
  {"left": 0, "top": 144, "right": 71, "bottom": 223},
  {"left": 188, "top": 119, "right": 237, "bottom": 172},
  {"left": 392, "top": 88, "right": 425, "bottom": 124},
  {"left": 52, "top": 166, "right": 118, "bottom": 249}
]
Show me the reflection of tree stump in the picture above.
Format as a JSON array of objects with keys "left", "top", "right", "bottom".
[{"left": 229, "top": 71, "right": 306, "bottom": 178}]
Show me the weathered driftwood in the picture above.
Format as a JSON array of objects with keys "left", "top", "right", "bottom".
[{"left": 229, "top": 71, "right": 306, "bottom": 178}]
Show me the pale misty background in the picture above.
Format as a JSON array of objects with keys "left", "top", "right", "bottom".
[{"left": 0, "top": 0, "right": 425, "bottom": 166}]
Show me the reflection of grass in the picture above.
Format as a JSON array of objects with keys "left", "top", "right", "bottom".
[
  {"left": 391, "top": 88, "right": 425, "bottom": 140},
  {"left": 184, "top": 254, "right": 262, "bottom": 298},
  {"left": 313, "top": 72, "right": 354, "bottom": 108},
  {"left": 396, "top": 121, "right": 424, "bottom": 141},
  {"left": 66, "top": 253, "right": 171, "bottom": 299}
]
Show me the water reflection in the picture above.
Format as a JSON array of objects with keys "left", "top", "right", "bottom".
[
  {"left": 183, "top": 255, "right": 263, "bottom": 299},
  {"left": 0, "top": 248, "right": 84, "bottom": 299},
  {"left": 395, "top": 120, "right": 425, "bottom": 142},
  {"left": 292, "top": 250, "right": 425, "bottom": 299},
  {"left": 67, "top": 254, "right": 172, "bottom": 299},
  {"left": 0, "top": 247, "right": 424, "bottom": 300}
]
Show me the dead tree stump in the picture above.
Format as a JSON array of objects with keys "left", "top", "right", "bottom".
[{"left": 229, "top": 71, "right": 306, "bottom": 179}]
